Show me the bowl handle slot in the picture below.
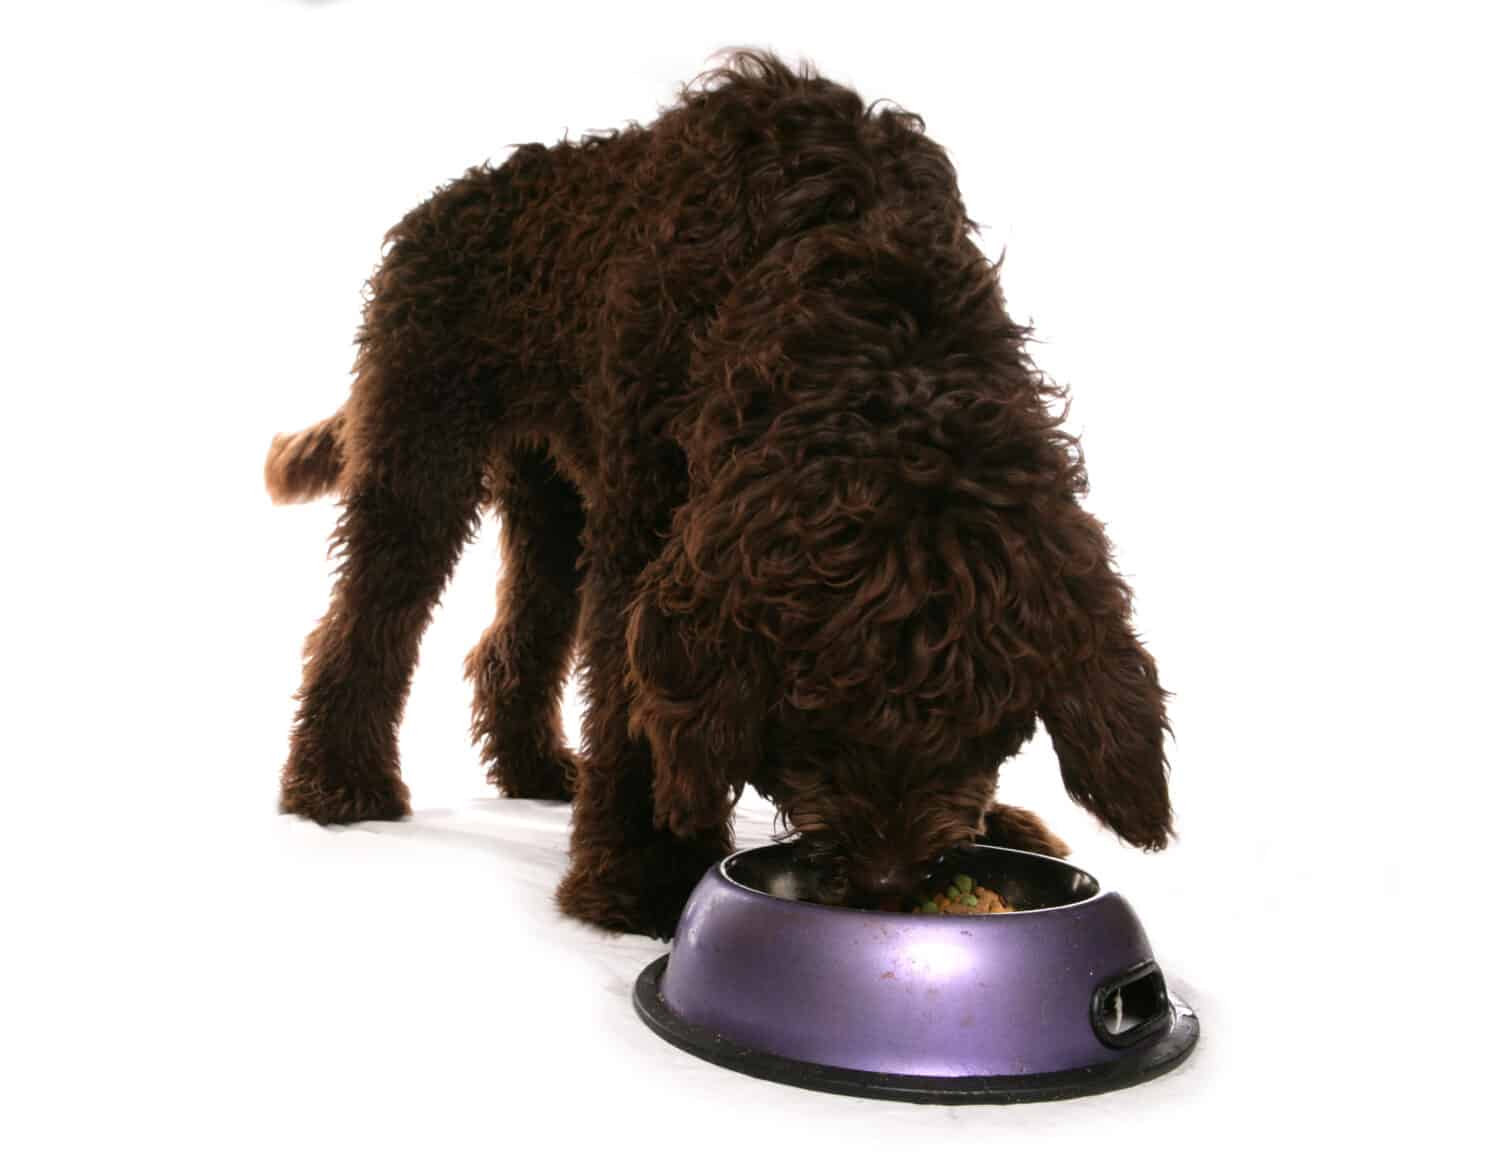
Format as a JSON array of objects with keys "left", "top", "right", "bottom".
[{"left": 1091, "top": 961, "right": 1172, "bottom": 1049}]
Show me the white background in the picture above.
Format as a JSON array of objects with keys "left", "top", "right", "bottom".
[{"left": 3, "top": 2, "right": 1494, "bottom": 1148}]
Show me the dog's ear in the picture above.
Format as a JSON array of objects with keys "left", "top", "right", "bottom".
[
  {"left": 1022, "top": 497, "right": 1175, "bottom": 851},
  {"left": 626, "top": 543, "right": 767, "bottom": 839}
]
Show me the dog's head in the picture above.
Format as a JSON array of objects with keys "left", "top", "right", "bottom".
[
  {"left": 632, "top": 460, "right": 1036, "bottom": 908},
  {"left": 631, "top": 227, "right": 1172, "bottom": 908},
  {"left": 721, "top": 417, "right": 1052, "bottom": 908},
  {"left": 648, "top": 292, "right": 1067, "bottom": 907}
]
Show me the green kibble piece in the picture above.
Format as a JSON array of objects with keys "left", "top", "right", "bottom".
[
  {"left": 921, "top": 901, "right": 939, "bottom": 914},
  {"left": 954, "top": 874, "right": 974, "bottom": 894},
  {"left": 945, "top": 885, "right": 961, "bottom": 902},
  {"left": 962, "top": 893, "right": 979, "bottom": 907}
]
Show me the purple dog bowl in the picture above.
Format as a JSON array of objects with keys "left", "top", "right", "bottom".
[{"left": 633, "top": 842, "right": 1198, "bottom": 1104}]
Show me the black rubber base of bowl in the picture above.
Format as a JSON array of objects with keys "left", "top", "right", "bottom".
[{"left": 633, "top": 954, "right": 1199, "bottom": 1105}]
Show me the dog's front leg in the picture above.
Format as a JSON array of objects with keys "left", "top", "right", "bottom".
[
  {"left": 555, "top": 547, "right": 753, "bottom": 940},
  {"left": 979, "top": 803, "right": 1071, "bottom": 858}
]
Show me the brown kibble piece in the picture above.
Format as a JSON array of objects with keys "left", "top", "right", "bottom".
[{"left": 975, "top": 885, "right": 1008, "bottom": 912}]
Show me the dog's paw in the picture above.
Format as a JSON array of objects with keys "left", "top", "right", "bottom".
[
  {"left": 486, "top": 744, "right": 577, "bottom": 802},
  {"left": 280, "top": 761, "right": 411, "bottom": 826},
  {"left": 555, "top": 831, "right": 726, "bottom": 940},
  {"left": 980, "top": 803, "right": 1071, "bottom": 858},
  {"left": 556, "top": 872, "right": 685, "bottom": 940}
]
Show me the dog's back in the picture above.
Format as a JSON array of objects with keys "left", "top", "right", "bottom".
[{"left": 270, "top": 51, "right": 967, "bottom": 498}]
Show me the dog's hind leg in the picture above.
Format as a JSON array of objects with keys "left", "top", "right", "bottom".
[
  {"left": 279, "top": 366, "right": 492, "bottom": 826},
  {"left": 465, "top": 442, "right": 584, "bottom": 801}
]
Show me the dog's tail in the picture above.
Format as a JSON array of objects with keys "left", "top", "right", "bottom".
[{"left": 265, "top": 407, "right": 347, "bottom": 504}]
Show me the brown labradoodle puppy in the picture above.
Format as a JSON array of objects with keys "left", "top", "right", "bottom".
[{"left": 266, "top": 51, "right": 1173, "bottom": 939}]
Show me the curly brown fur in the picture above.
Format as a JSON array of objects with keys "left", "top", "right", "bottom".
[
  {"left": 265, "top": 407, "right": 346, "bottom": 504},
  {"left": 268, "top": 50, "right": 1173, "bottom": 937},
  {"left": 980, "top": 803, "right": 1072, "bottom": 859}
]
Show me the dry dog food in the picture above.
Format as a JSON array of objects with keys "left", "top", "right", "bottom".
[{"left": 911, "top": 873, "right": 1010, "bottom": 915}]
